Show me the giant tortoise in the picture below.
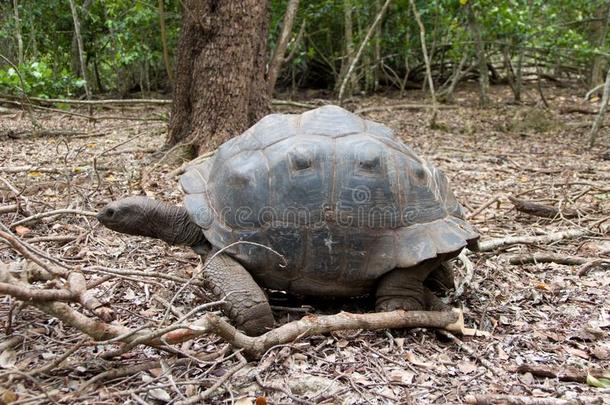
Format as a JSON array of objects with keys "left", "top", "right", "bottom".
[{"left": 97, "top": 105, "right": 479, "bottom": 336}]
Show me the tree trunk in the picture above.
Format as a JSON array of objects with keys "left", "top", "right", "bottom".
[
  {"left": 267, "top": 0, "right": 300, "bottom": 94},
  {"left": 70, "top": 0, "right": 93, "bottom": 78},
  {"left": 167, "top": 1, "right": 270, "bottom": 154},
  {"left": 68, "top": 0, "right": 92, "bottom": 100},
  {"left": 337, "top": 0, "right": 357, "bottom": 96},
  {"left": 13, "top": 0, "right": 23, "bottom": 65},
  {"left": 589, "top": 2, "right": 610, "bottom": 86},
  {"left": 409, "top": 0, "right": 437, "bottom": 126},
  {"left": 466, "top": 3, "right": 489, "bottom": 106},
  {"left": 514, "top": 45, "right": 524, "bottom": 103},
  {"left": 373, "top": 0, "right": 382, "bottom": 91},
  {"left": 158, "top": 0, "right": 173, "bottom": 86}
]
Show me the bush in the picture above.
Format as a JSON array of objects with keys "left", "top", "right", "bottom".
[{"left": 0, "top": 60, "right": 86, "bottom": 98}]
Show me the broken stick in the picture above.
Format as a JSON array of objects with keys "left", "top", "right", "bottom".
[
  {"left": 508, "top": 253, "right": 588, "bottom": 265},
  {"left": 508, "top": 196, "right": 577, "bottom": 219},
  {"left": 465, "top": 394, "right": 603, "bottom": 405},
  {"left": 477, "top": 228, "right": 595, "bottom": 252},
  {"left": 516, "top": 363, "right": 610, "bottom": 383}
]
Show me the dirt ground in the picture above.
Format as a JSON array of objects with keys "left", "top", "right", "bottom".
[{"left": 0, "top": 84, "right": 609, "bottom": 404}]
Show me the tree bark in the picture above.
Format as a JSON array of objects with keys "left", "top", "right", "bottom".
[
  {"left": 336, "top": 0, "right": 357, "bottom": 96},
  {"left": 466, "top": 3, "right": 489, "bottom": 106},
  {"left": 13, "top": 0, "right": 23, "bottom": 65},
  {"left": 158, "top": 0, "right": 173, "bottom": 86},
  {"left": 167, "top": 1, "right": 271, "bottom": 154},
  {"left": 68, "top": 0, "right": 92, "bottom": 100},
  {"left": 409, "top": 0, "right": 437, "bottom": 126},
  {"left": 267, "top": 0, "right": 300, "bottom": 94},
  {"left": 373, "top": 0, "right": 382, "bottom": 91},
  {"left": 514, "top": 45, "right": 524, "bottom": 103},
  {"left": 589, "top": 2, "right": 610, "bottom": 86}
]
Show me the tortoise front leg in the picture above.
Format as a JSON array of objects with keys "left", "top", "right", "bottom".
[
  {"left": 375, "top": 259, "right": 439, "bottom": 312},
  {"left": 203, "top": 252, "right": 274, "bottom": 336}
]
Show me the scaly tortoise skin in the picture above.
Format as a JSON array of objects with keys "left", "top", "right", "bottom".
[{"left": 97, "top": 105, "right": 479, "bottom": 336}]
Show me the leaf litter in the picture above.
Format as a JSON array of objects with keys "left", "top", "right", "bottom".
[{"left": 0, "top": 83, "right": 609, "bottom": 404}]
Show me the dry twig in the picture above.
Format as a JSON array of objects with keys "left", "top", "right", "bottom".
[
  {"left": 465, "top": 394, "right": 603, "bottom": 405},
  {"left": 478, "top": 228, "right": 596, "bottom": 252}
]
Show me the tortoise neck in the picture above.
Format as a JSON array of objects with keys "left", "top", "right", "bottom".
[{"left": 147, "top": 201, "right": 206, "bottom": 248}]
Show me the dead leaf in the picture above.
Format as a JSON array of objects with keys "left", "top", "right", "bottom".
[
  {"left": 149, "top": 368, "right": 163, "bottom": 377},
  {"left": 0, "top": 349, "right": 17, "bottom": 368},
  {"left": 565, "top": 346, "right": 589, "bottom": 359},
  {"left": 336, "top": 339, "right": 349, "bottom": 348},
  {"left": 235, "top": 398, "right": 255, "bottom": 405},
  {"left": 405, "top": 351, "right": 433, "bottom": 368},
  {"left": 149, "top": 388, "right": 171, "bottom": 402},
  {"left": 457, "top": 361, "right": 478, "bottom": 374},
  {"left": 388, "top": 368, "right": 415, "bottom": 384},
  {"left": 592, "top": 344, "right": 610, "bottom": 360},
  {"left": 14, "top": 226, "right": 30, "bottom": 236},
  {"left": 255, "top": 397, "right": 268, "bottom": 405},
  {"left": 1, "top": 389, "right": 18, "bottom": 403}
]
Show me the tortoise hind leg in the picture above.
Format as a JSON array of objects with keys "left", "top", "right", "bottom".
[
  {"left": 375, "top": 258, "right": 440, "bottom": 312},
  {"left": 424, "top": 261, "right": 455, "bottom": 293},
  {"left": 203, "top": 252, "right": 274, "bottom": 336}
]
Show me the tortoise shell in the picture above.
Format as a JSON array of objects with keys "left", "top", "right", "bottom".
[{"left": 180, "top": 106, "right": 478, "bottom": 296}]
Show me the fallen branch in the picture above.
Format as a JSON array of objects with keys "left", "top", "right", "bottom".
[
  {"left": 0, "top": 165, "right": 70, "bottom": 174},
  {"left": 19, "top": 283, "right": 477, "bottom": 358},
  {"left": 465, "top": 394, "right": 603, "bottom": 405},
  {"left": 0, "top": 265, "right": 113, "bottom": 321},
  {"left": 271, "top": 99, "right": 317, "bottom": 109},
  {"left": 0, "top": 165, "right": 105, "bottom": 174},
  {"left": 516, "top": 363, "right": 610, "bottom": 383},
  {"left": 1, "top": 98, "right": 167, "bottom": 122},
  {"left": 467, "top": 195, "right": 501, "bottom": 219},
  {"left": 508, "top": 253, "right": 588, "bottom": 265},
  {"left": 175, "top": 355, "right": 248, "bottom": 405},
  {"left": 0, "top": 204, "right": 19, "bottom": 215},
  {"left": 578, "top": 259, "right": 610, "bottom": 276},
  {"left": 81, "top": 346, "right": 228, "bottom": 390},
  {"left": 477, "top": 228, "right": 595, "bottom": 252},
  {"left": 0, "top": 229, "right": 67, "bottom": 277},
  {"left": 5, "top": 129, "right": 88, "bottom": 139},
  {"left": 7, "top": 95, "right": 312, "bottom": 109},
  {"left": 355, "top": 103, "right": 457, "bottom": 114},
  {"left": 437, "top": 330, "right": 497, "bottom": 374},
  {"left": 26, "top": 97, "right": 171, "bottom": 106},
  {"left": 25, "top": 235, "right": 78, "bottom": 244},
  {"left": 508, "top": 196, "right": 577, "bottom": 219},
  {"left": 10, "top": 208, "right": 97, "bottom": 228},
  {"left": 559, "top": 106, "right": 597, "bottom": 115},
  {"left": 165, "top": 309, "right": 478, "bottom": 358}
]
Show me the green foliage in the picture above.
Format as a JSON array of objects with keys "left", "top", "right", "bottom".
[
  {"left": 0, "top": 61, "right": 85, "bottom": 98},
  {"left": 0, "top": 0, "right": 607, "bottom": 97},
  {"left": 587, "top": 374, "right": 610, "bottom": 388},
  {"left": 0, "top": 0, "right": 180, "bottom": 98}
]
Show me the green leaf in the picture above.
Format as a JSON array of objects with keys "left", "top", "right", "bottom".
[{"left": 587, "top": 374, "right": 610, "bottom": 389}]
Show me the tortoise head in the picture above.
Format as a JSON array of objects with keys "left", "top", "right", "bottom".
[
  {"left": 97, "top": 196, "right": 207, "bottom": 248},
  {"left": 97, "top": 196, "right": 158, "bottom": 238}
]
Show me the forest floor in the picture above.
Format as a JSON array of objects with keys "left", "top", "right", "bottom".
[{"left": 0, "top": 84, "right": 609, "bottom": 404}]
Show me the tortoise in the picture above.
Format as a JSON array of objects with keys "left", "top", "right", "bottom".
[{"left": 97, "top": 105, "right": 479, "bottom": 336}]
